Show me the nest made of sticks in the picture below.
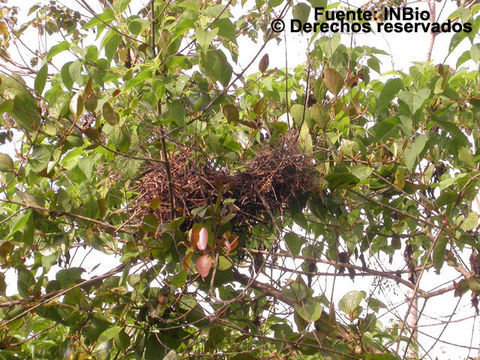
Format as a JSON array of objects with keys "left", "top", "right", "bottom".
[{"left": 135, "top": 131, "right": 317, "bottom": 229}]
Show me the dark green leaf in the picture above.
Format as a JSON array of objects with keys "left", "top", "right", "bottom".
[
  {"left": 377, "top": 78, "right": 403, "bottom": 111},
  {"left": 284, "top": 232, "right": 303, "bottom": 256},
  {"left": 0, "top": 74, "right": 40, "bottom": 131},
  {"left": 30, "top": 145, "right": 52, "bottom": 172},
  {"left": 292, "top": 3, "right": 311, "bottom": 24},
  {"left": 103, "top": 102, "right": 119, "bottom": 125},
  {"left": 34, "top": 64, "right": 48, "bottom": 95},
  {"left": 433, "top": 235, "right": 448, "bottom": 272},
  {"left": 97, "top": 326, "right": 123, "bottom": 344},
  {"left": 202, "top": 49, "right": 232, "bottom": 87},
  {"left": 18, "top": 269, "right": 35, "bottom": 298},
  {"left": 404, "top": 134, "right": 428, "bottom": 171},
  {"left": 0, "top": 99, "right": 13, "bottom": 114}
]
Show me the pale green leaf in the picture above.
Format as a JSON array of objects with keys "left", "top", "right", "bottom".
[
  {"left": 461, "top": 212, "right": 479, "bottom": 231},
  {"left": 404, "top": 134, "right": 428, "bottom": 171},
  {"left": 97, "top": 326, "right": 123, "bottom": 344},
  {"left": 0, "top": 153, "right": 14, "bottom": 172}
]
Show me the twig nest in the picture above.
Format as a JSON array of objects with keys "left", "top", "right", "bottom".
[{"left": 135, "top": 130, "right": 318, "bottom": 229}]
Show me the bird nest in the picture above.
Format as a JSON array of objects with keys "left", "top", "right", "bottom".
[{"left": 135, "top": 131, "right": 317, "bottom": 230}]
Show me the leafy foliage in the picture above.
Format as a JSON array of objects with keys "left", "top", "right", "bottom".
[{"left": 0, "top": 0, "right": 480, "bottom": 359}]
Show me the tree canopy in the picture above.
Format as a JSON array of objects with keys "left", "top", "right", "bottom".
[{"left": 0, "top": 0, "right": 480, "bottom": 359}]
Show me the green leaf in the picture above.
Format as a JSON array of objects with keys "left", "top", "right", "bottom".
[
  {"left": 78, "top": 157, "right": 95, "bottom": 180},
  {"left": 222, "top": 104, "right": 239, "bottom": 122},
  {"left": 163, "top": 350, "right": 178, "bottom": 360},
  {"left": 196, "top": 28, "right": 219, "bottom": 50},
  {"left": 310, "top": 103, "right": 328, "bottom": 127},
  {"left": 338, "top": 290, "right": 365, "bottom": 320},
  {"left": 48, "top": 88, "right": 69, "bottom": 118},
  {"left": 270, "top": 0, "right": 283, "bottom": 6},
  {"left": 323, "top": 68, "right": 343, "bottom": 96},
  {"left": 290, "top": 104, "right": 308, "bottom": 127},
  {"left": 113, "top": 0, "right": 131, "bottom": 12},
  {"left": 366, "top": 354, "right": 400, "bottom": 360},
  {"left": 404, "top": 134, "right": 428, "bottom": 171},
  {"left": 377, "top": 78, "right": 403, "bottom": 111},
  {"left": 372, "top": 117, "right": 401, "bottom": 141},
  {"left": 83, "top": 9, "right": 115, "bottom": 30},
  {"left": 69, "top": 92, "right": 84, "bottom": 117},
  {"left": 466, "top": 277, "right": 480, "bottom": 293},
  {"left": 326, "top": 172, "right": 359, "bottom": 189},
  {"left": 457, "top": 50, "right": 471, "bottom": 68},
  {"left": 116, "top": 126, "right": 131, "bottom": 153},
  {"left": 10, "top": 210, "right": 32, "bottom": 236},
  {"left": 56, "top": 268, "right": 84, "bottom": 288},
  {"left": 458, "top": 146, "right": 475, "bottom": 168},
  {"left": 292, "top": 3, "right": 311, "bottom": 24},
  {"left": 0, "top": 74, "right": 40, "bottom": 131},
  {"left": 307, "top": 0, "right": 327, "bottom": 8},
  {"left": 34, "top": 64, "right": 48, "bottom": 95},
  {"left": 284, "top": 232, "right": 303, "bottom": 256},
  {"left": 433, "top": 235, "right": 448, "bottom": 272},
  {"left": 15, "top": 191, "right": 43, "bottom": 208},
  {"left": 18, "top": 269, "right": 35, "bottom": 298},
  {"left": 340, "top": 139, "right": 359, "bottom": 158},
  {"left": 282, "top": 278, "right": 310, "bottom": 303},
  {"left": 85, "top": 93, "right": 98, "bottom": 112},
  {"left": 448, "top": 30, "right": 468, "bottom": 57},
  {"left": 295, "top": 298, "right": 322, "bottom": 322},
  {"left": 367, "top": 57, "right": 381, "bottom": 73},
  {"left": 318, "top": 33, "right": 340, "bottom": 58},
  {"left": 103, "top": 102, "right": 119, "bottom": 125},
  {"left": 170, "top": 270, "right": 188, "bottom": 288},
  {"left": 0, "top": 99, "right": 13, "bottom": 114},
  {"left": 46, "top": 41, "right": 69, "bottom": 61},
  {"left": 218, "top": 256, "right": 232, "bottom": 270},
  {"left": 0, "top": 153, "right": 14, "bottom": 172},
  {"left": 114, "top": 330, "right": 131, "bottom": 351},
  {"left": 438, "top": 173, "right": 468, "bottom": 190},
  {"left": 211, "top": 18, "right": 237, "bottom": 44},
  {"left": 30, "top": 145, "right": 52, "bottom": 172},
  {"left": 461, "top": 212, "right": 479, "bottom": 231},
  {"left": 398, "top": 88, "right": 430, "bottom": 115},
  {"left": 351, "top": 165, "right": 372, "bottom": 181},
  {"left": 104, "top": 32, "right": 122, "bottom": 64},
  {"left": 28, "top": 4, "right": 41, "bottom": 15},
  {"left": 97, "top": 326, "right": 123, "bottom": 344},
  {"left": 299, "top": 122, "right": 312, "bottom": 153},
  {"left": 0, "top": 273, "right": 6, "bottom": 296},
  {"left": 202, "top": 49, "right": 232, "bottom": 87},
  {"left": 471, "top": 44, "right": 480, "bottom": 63},
  {"left": 165, "top": 99, "right": 185, "bottom": 126},
  {"left": 61, "top": 62, "right": 74, "bottom": 91}
]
